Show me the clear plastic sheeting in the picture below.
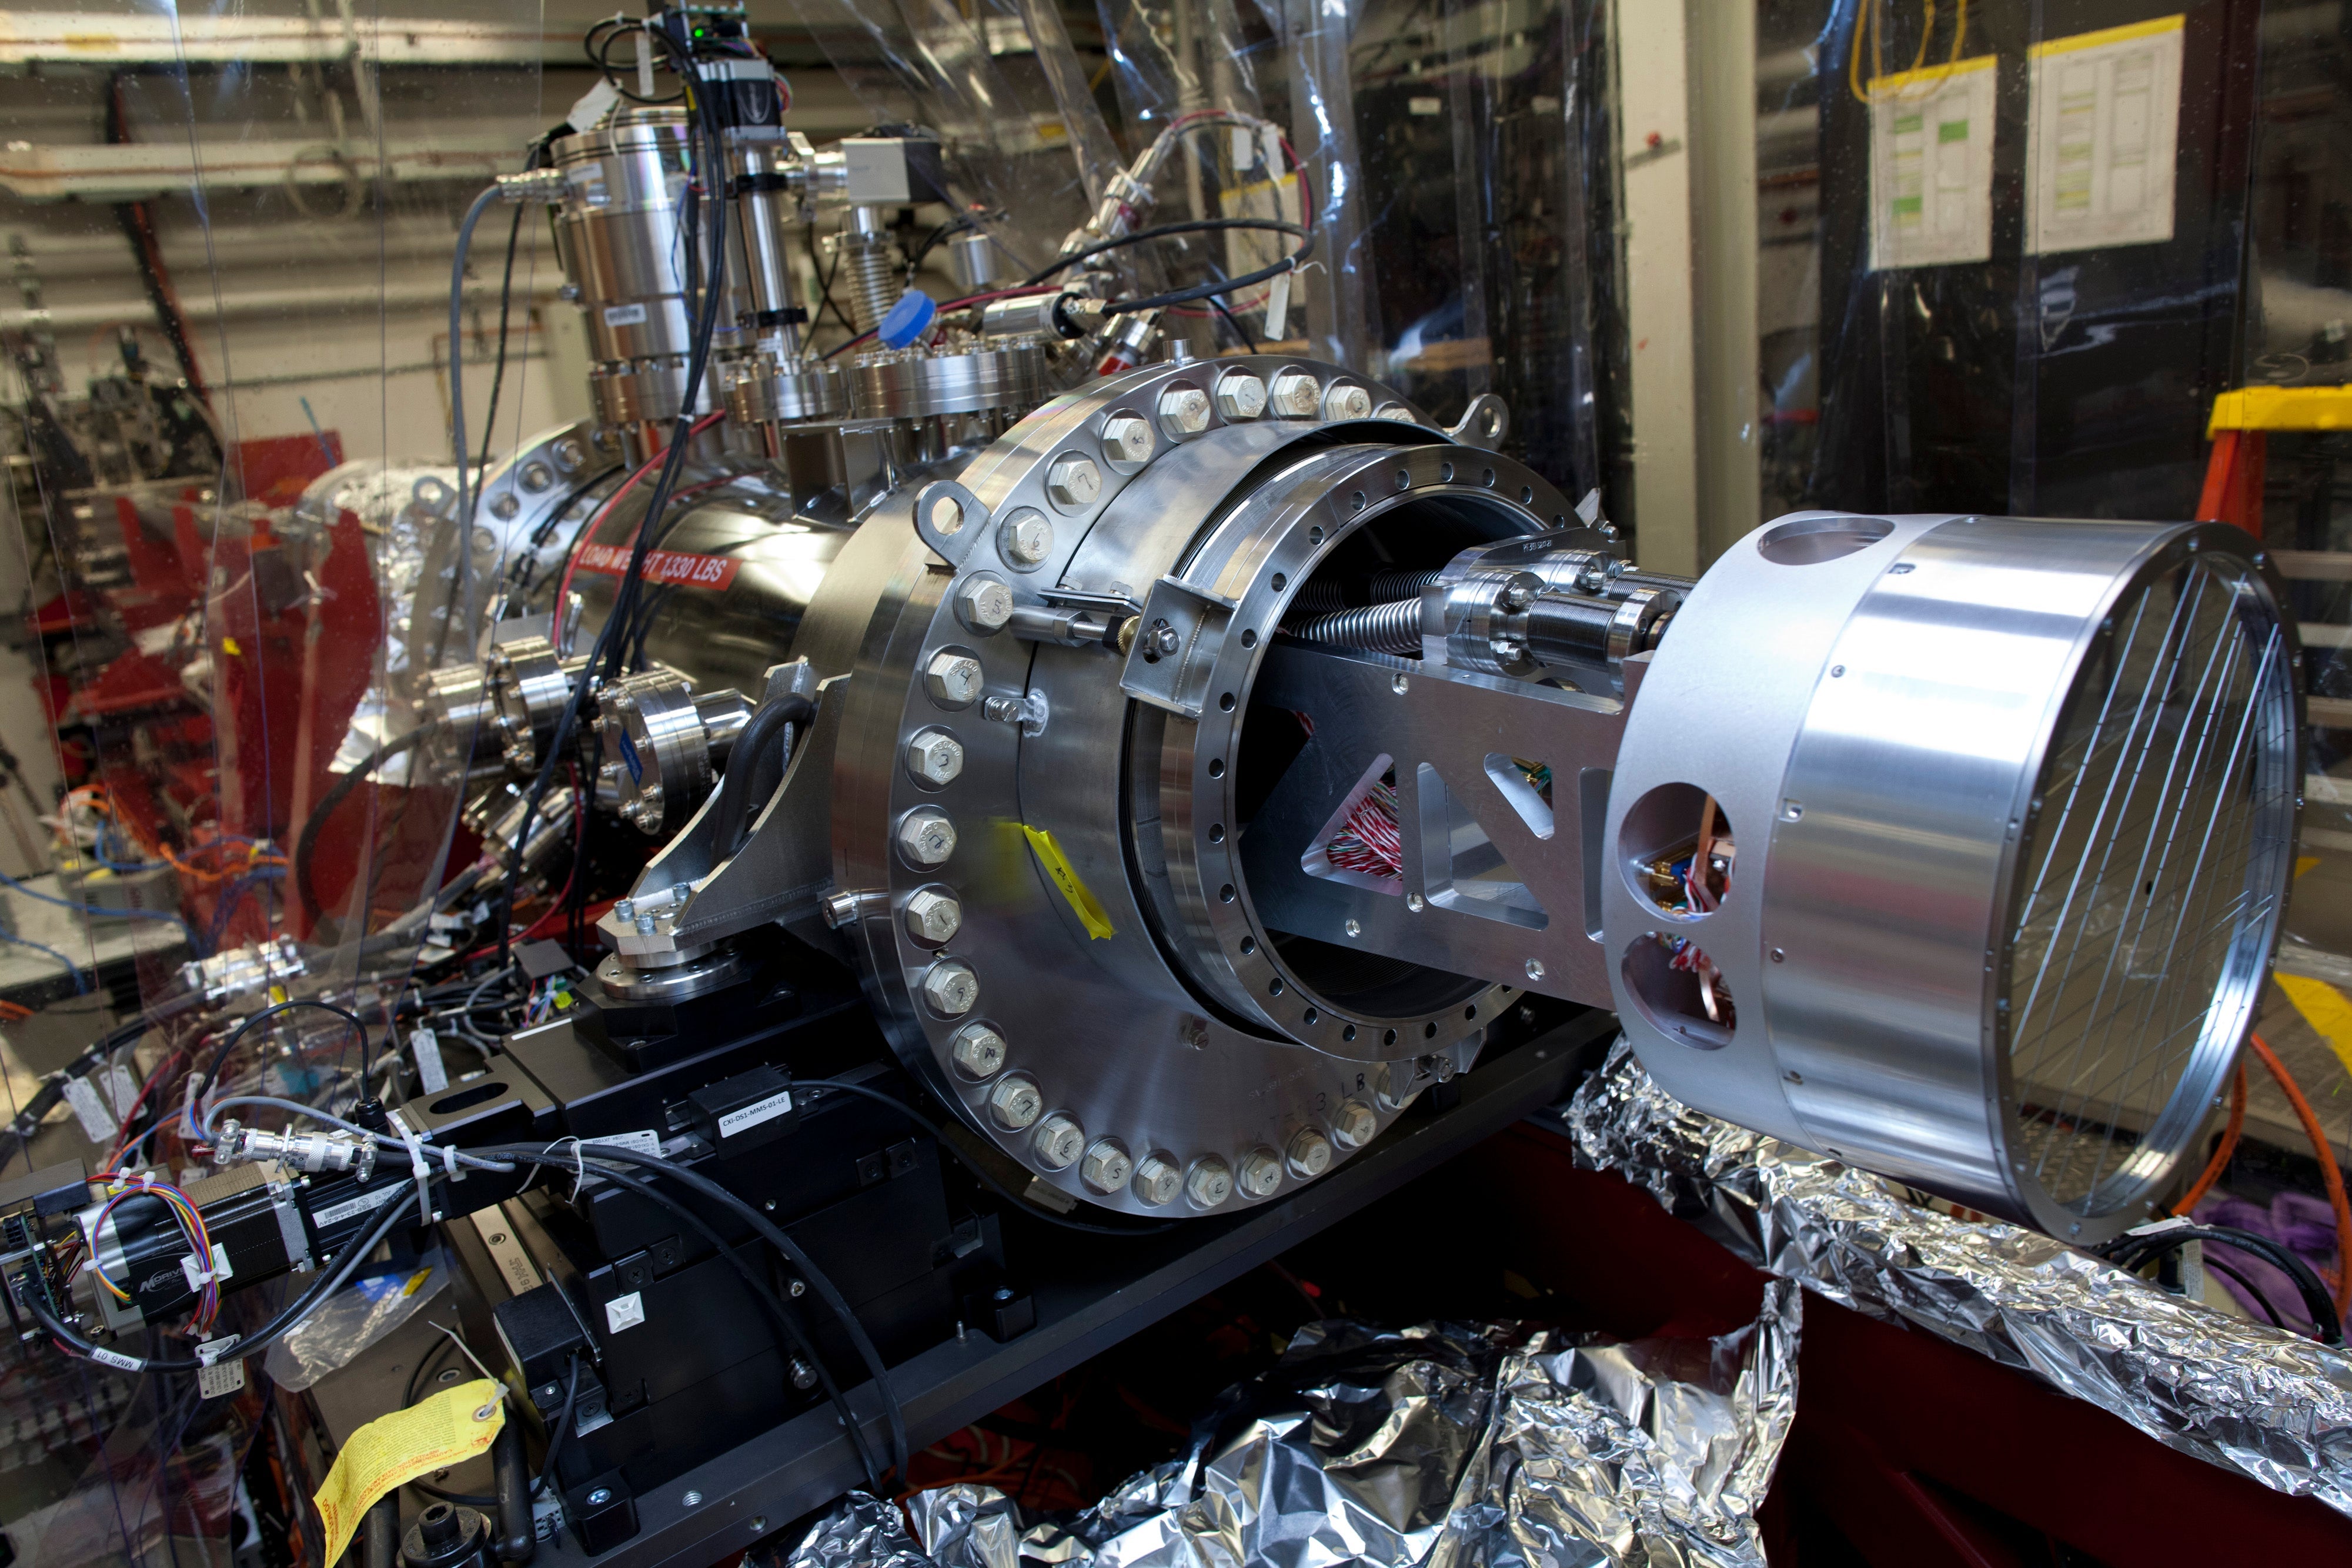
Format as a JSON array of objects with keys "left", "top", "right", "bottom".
[
  {"left": 1562, "top": 1039, "right": 2352, "bottom": 1522},
  {"left": 784, "top": 1291, "right": 1798, "bottom": 1568}
]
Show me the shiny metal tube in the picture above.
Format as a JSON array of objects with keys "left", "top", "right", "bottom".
[{"left": 1287, "top": 599, "right": 1422, "bottom": 655}]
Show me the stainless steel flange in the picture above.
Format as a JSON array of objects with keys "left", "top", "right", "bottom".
[{"left": 1602, "top": 513, "right": 2300, "bottom": 1243}]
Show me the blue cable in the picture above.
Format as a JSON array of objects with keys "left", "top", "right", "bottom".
[
  {"left": 208, "top": 866, "right": 284, "bottom": 951},
  {"left": 0, "top": 928, "right": 91, "bottom": 994},
  {"left": 0, "top": 865, "right": 202, "bottom": 957}
]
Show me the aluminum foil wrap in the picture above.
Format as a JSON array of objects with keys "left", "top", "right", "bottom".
[
  {"left": 785, "top": 1286, "right": 1798, "bottom": 1568},
  {"left": 1561, "top": 1038, "right": 2352, "bottom": 1520}
]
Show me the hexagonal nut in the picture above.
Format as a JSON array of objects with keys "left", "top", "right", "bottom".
[
  {"left": 954, "top": 574, "right": 1014, "bottom": 634},
  {"left": 1269, "top": 370, "right": 1321, "bottom": 419},
  {"left": 949, "top": 1021, "right": 1006, "bottom": 1079},
  {"left": 1285, "top": 1127, "right": 1334, "bottom": 1179},
  {"left": 520, "top": 460, "right": 554, "bottom": 493},
  {"left": 553, "top": 437, "right": 588, "bottom": 473},
  {"left": 1186, "top": 1155, "right": 1234, "bottom": 1209},
  {"left": 1080, "top": 1138, "right": 1134, "bottom": 1194},
  {"left": 924, "top": 649, "right": 984, "bottom": 708},
  {"left": 1102, "top": 414, "right": 1155, "bottom": 466},
  {"left": 1237, "top": 1147, "right": 1284, "bottom": 1198},
  {"left": 490, "top": 492, "right": 522, "bottom": 520},
  {"left": 998, "top": 508, "right": 1055, "bottom": 569},
  {"left": 1158, "top": 386, "right": 1212, "bottom": 436},
  {"left": 1045, "top": 455, "right": 1102, "bottom": 510},
  {"left": 1324, "top": 383, "right": 1374, "bottom": 421},
  {"left": 1132, "top": 1152, "right": 1184, "bottom": 1206},
  {"left": 1375, "top": 1060, "right": 1419, "bottom": 1111},
  {"left": 920, "top": 958, "right": 979, "bottom": 1017},
  {"left": 1332, "top": 1098, "right": 1379, "bottom": 1149},
  {"left": 987, "top": 1074, "right": 1042, "bottom": 1130},
  {"left": 1032, "top": 1112, "right": 1084, "bottom": 1170},
  {"left": 904, "top": 888, "right": 963, "bottom": 945},
  {"left": 906, "top": 730, "right": 964, "bottom": 787},
  {"left": 1214, "top": 372, "right": 1268, "bottom": 420},
  {"left": 896, "top": 807, "right": 957, "bottom": 868}
]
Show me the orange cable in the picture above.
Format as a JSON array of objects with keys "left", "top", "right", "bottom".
[
  {"left": 2174, "top": 1060, "right": 2247, "bottom": 1216},
  {"left": 2249, "top": 1032, "right": 2352, "bottom": 1317}
]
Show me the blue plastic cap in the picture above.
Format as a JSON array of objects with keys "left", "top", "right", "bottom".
[{"left": 877, "top": 290, "right": 938, "bottom": 350}]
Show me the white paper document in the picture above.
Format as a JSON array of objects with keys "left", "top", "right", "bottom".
[
  {"left": 1869, "top": 56, "right": 1998, "bottom": 270},
  {"left": 2027, "top": 15, "right": 2184, "bottom": 254}
]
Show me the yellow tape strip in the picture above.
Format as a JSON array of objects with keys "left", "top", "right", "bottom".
[
  {"left": 2207, "top": 384, "right": 2352, "bottom": 435},
  {"left": 2029, "top": 13, "right": 2183, "bottom": 56},
  {"left": 314, "top": 1378, "right": 505, "bottom": 1566},
  {"left": 1867, "top": 53, "right": 1997, "bottom": 92},
  {"left": 2274, "top": 972, "right": 2352, "bottom": 1086},
  {"left": 1023, "top": 824, "right": 1115, "bottom": 940}
]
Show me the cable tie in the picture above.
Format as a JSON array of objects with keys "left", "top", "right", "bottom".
[{"left": 386, "top": 1109, "right": 436, "bottom": 1222}]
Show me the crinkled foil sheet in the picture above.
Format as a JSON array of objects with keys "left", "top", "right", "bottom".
[
  {"left": 787, "top": 1282, "right": 1799, "bottom": 1568},
  {"left": 1559, "top": 1038, "right": 2352, "bottom": 1519}
]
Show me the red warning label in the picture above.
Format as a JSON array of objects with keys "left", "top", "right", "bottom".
[{"left": 571, "top": 543, "right": 741, "bottom": 590}]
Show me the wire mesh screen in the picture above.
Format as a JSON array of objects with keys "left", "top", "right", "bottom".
[{"left": 2006, "top": 553, "right": 2297, "bottom": 1218}]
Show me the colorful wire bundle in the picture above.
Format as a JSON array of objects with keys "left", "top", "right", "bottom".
[{"left": 79, "top": 1171, "right": 221, "bottom": 1336}]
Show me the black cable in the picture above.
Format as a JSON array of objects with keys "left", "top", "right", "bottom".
[
  {"left": 536, "top": 1352, "right": 583, "bottom": 1496},
  {"left": 492, "top": 36, "right": 729, "bottom": 971},
  {"left": 480, "top": 1141, "right": 909, "bottom": 1480},
  {"left": 1018, "top": 217, "right": 1307, "bottom": 294},
  {"left": 293, "top": 727, "right": 437, "bottom": 930},
  {"left": 793, "top": 1079, "right": 1179, "bottom": 1238},
  {"left": 2200, "top": 1255, "right": 2288, "bottom": 1330},
  {"left": 806, "top": 224, "right": 858, "bottom": 340},
  {"left": 573, "top": 1159, "right": 884, "bottom": 1487},
  {"left": 196, "top": 999, "right": 369, "bottom": 1122},
  {"left": 2099, "top": 1223, "right": 2343, "bottom": 1343},
  {"left": 707, "top": 694, "right": 813, "bottom": 855},
  {"left": 1209, "top": 295, "right": 1258, "bottom": 353},
  {"left": 0, "top": 1016, "right": 159, "bottom": 1175},
  {"left": 29, "top": 1183, "right": 420, "bottom": 1373},
  {"left": 473, "top": 206, "right": 527, "bottom": 476}
]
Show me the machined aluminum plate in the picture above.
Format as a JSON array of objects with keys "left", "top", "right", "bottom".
[
  {"left": 1602, "top": 513, "right": 2300, "bottom": 1243},
  {"left": 803, "top": 357, "right": 1522, "bottom": 1215}
]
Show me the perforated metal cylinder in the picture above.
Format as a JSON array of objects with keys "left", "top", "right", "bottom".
[{"left": 1602, "top": 513, "right": 2299, "bottom": 1243}]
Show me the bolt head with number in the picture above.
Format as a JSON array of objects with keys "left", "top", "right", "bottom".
[
  {"left": 1158, "top": 386, "right": 1212, "bottom": 435},
  {"left": 1045, "top": 456, "right": 1102, "bottom": 509},
  {"left": 954, "top": 574, "right": 1014, "bottom": 634},
  {"left": 1132, "top": 1151, "right": 1183, "bottom": 1206},
  {"left": 1187, "top": 1155, "right": 1234, "bottom": 1208},
  {"left": 921, "top": 958, "right": 979, "bottom": 1016},
  {"left": 897, "top": 807, "right": 957, "bottom": 867},
  {"left": 1324, "top": 384, "right": 1373, "bottom": 420},
  {"left": 904, "top": 888, "right": 963, "bottom": 945},
  {"left": 950, "top": 1021, "right": 1006, "bottom": 1078},
  {"left": 906, "top": 730, "right": 964, "bottom": 786},
  {"left": 1286, "top": 1127, "right": 1334, "bottom": 1178},
  {"left": 1032, "top": 1112, "right": 1084, "bottom": 1169},
  {"left": 1332, "top": 1098, "right": 1378, "bottom": 1149},
  {"left": 999, "top": 508, "right": 1055, "bottom": 567},
  {"left": 1102, "top": 414, "right": 1155, "bottom": 464},
  {"left": 925, "top": 650, "right": 984, "bottom": 707},
  {"left": 1237, "top": 1146, "right": 1284, "bottom": 1198},
  {"left": 1269, "top": 370, "right": 1322, "bottom": 417},
  {"left": 1080, "top": 1138, "right": 1134, "bottom": 1193},
  {"left": 988, "top": 1074, "right": 1042, "bottom": 1129},
  {"left": 1215, "top": 372, "right": 1268, "bottom": 419}
]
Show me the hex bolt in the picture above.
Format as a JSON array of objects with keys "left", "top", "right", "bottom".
[
  {"left": 921, "top": 958, "right": 980, "bottom": 1016},
  {"left": 998, "top": 509, "right": 1055, "bottom": 567},
  {"left": 789, "top": 1358, "right": 819, "bottom": 1390},
  {"left": 1237, "top": 1147, "right": 1284, "bottom": 1198},
  {"left": 634, "top": 911, "right": 657, "bottom": 934},
  {"left": 1159, "top": 386, "right": 1212, "bottom": 435},
  {"left": 614, "top": 898, "right": 636, "bottom": 921},
  {"left": 553, "top": 437, "right": 588, "bottom": 472},
  {"left": 1215, "top": 372, "right": 1268, "bottom": 420},
  {"left": 904, "top": 888, "right": 963, "bottom": 945},
  {"left": 1080, "top": 1138, "right": 1134, "bottom": 1193},
  {"left": 1032, "top": 1112, "right": 1084, "bottom": 1170},
  {"left": 897, "top": 807, "right": 957, "bottom": 868},
  {"left": 1102, "top": 414, "right": 1155, "bottom": 465},
  {"left": 906, "top": 730, "right": 965, "bottom": 787},
  {"left": 1144, "top": 620, "right": 1181, "bottom": 659},
  {"left": 1324, "top": 383, "right": 1373, "bottom": 420},
  {"left": 1332, "top": 1098, "right": 1379, "bottom": 1149},
  {"left": 950, "top": 1021, "right": 1007, "bottom": 1078},
  {"left": 924, "top": 650, "right": 984, "bottom": 708},
  {"left": 490, "top": 493, "right": 522, "bottom": 520},
  {"left": 520, "top": 461, "right": 554, "bottom": 493},
  {"left": 1286, "top": 1127, "right": 1334, "bottom": 1179},
  {"left": 1132, "top": 1152, "right": 1183, "bottom": 1206},
  {"left": 1269, "top": 370, "right": 1321, "bottom": 418},
  {"left": 1376, "top": 1061, "right": 1418, "bottom": 1111},
  {"left": 1186, "top": 1155, "right": 1234, "bottom": 1208},
  {"left": 1045, "top": 456, "right": 1102, "bottom": 509},
  {"left": 988, "top": 1074, "right": 1043, "bottom": 1130},
  {"left": 1525, "top": 958, "right": 1546, "bottom": 981},
  {"left": 954, "top": 574, "right": 1014, "bottom": 634}
]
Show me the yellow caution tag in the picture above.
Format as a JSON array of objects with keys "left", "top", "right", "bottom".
[
  {"left": 222, "top": 636, "right": 241, "bottom": 657},
  {"left": 313, "top": 1378, "right": 505, "bottom": 1566},
  {"left": 1023, "top": 824, "right": 1115, "bottom": 940},
  {"left": 2275, "top": 973, "right": 2352, "bottom": 1085}
]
